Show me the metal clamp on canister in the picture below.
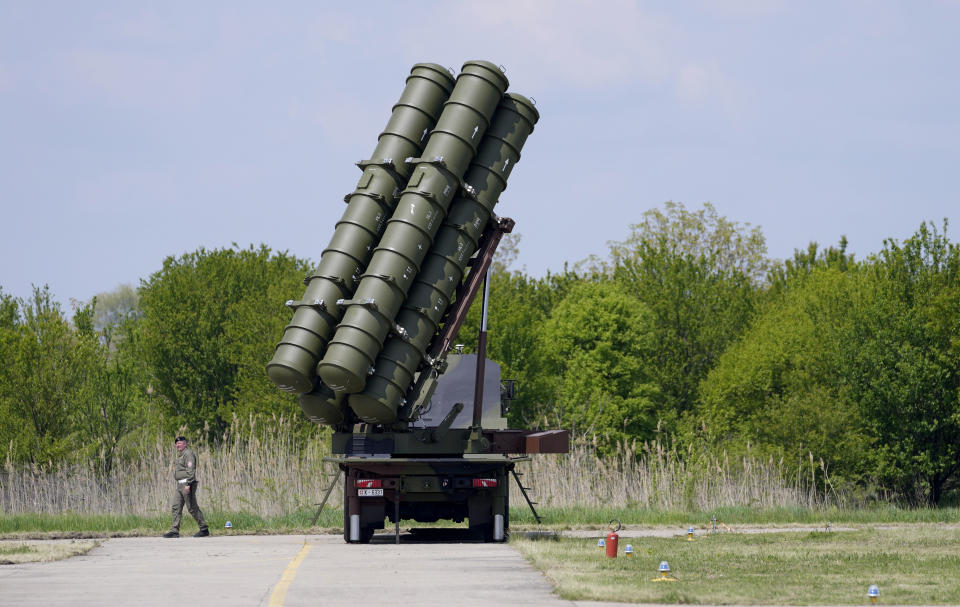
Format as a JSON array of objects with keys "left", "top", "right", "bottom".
[
  {"left": 355, "top": 157, "right": 398, "bottom": 172},
  {"left": 358, "top": 273, "right": 399, "bottom": 286},
  {"left": 457, "top": 181, "right": 479, "bottom": 201},
  {"left": 303, "top": 274, "right": 346, "bottom": 287},
  {"left": 284, "top": 298, "right": 328, "bottom": 312},
  {"left": 404, "top": 155, "right": 448, "bottom": 170},
  {"left": 343, "top": 190, "right": 386, "bottom": 203},
  {"left": 448, "top": 222, "right": 474, "bottom": 235},
  {"left": 407, "top": 188, "right": 448, "bottom": 205},
  {"left": 392, "top": 323, "right": 410, "bottom": 341},
  {"left": 336, "top": 297, "right": 379, "bottom": 311}
]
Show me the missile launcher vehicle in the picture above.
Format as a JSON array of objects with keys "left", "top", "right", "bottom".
[{"left": 267, "top": 60, "right": 568, "bottom": 543}]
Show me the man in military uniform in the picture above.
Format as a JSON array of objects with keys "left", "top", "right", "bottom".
[{"left": 163, "top": 436, "right": 210, "bottom": 538}]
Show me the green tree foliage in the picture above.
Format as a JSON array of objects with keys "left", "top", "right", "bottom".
[
  {"left": 699, "top": 267, "right": 874, "bottom": 487},
  {"left": 0, "top": 286, "right": 22, "bottom": 459},
  {"left": 767, "top": 237, "right": 856, "bottom": 296},
  {"left": 89, "top": 283, "right": 141, "bottom": 340},
  {"left": 137, "top": 244, "right": 313, "bottom": 436},
  {"left": 70, "top": 301, "right": 147, "bottom": 475},
  {"left": 494, "top": 268, "right": 586, "bottom": 429},
  {"left": 490, "top": 231, "right": 521, "bottom": 275},
  {"left": 609, "top": 202, "right": 767, "bottom": 429},
  {"left": 3, "top": 207, "right": 958, "bottom": 507},
  {"left": 0, "top": 286, "right": 78, "bottom": 463},
  {"left": 0, "top": 287, "right": 16, "bottom": 328},
  {"left": 845, "top": 222, "right": 960, "bottom": 504},
  {"left": 0, "top": 287, "right": 149, "bottom": 469},
  {"left": 539, "top": 280, "right": 658, "bottom": 449},
  {"left": 701, "top": 222, "right": 960, "bottom": 504}
]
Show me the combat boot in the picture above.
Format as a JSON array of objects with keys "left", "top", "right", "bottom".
[
  {"left": 163, "top": 531, "right": 179, "bottom": 538},
  {"left": 193, "top": 529, "right": 210, "bottom": 537}
]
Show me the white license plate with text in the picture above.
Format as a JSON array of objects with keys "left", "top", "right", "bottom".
[{"left": 358, "top": 488, "right": 384, "bottom": 497}]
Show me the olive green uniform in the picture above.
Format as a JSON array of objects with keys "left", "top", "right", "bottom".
[{"left": 169, "top": 447, "right": 209, "bottom": 534}]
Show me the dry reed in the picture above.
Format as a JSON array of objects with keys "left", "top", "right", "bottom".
[
  {"left": 1, "top": 415, "right": 340, "bottom": 517},
  {"left": 511, "top": 438, "right": 838, "bottom": 510},
  {"left": 2, "top": 419, "right": 837, "bottom": 517}
]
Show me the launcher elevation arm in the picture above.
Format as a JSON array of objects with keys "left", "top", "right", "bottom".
[{"left": 400, "top": 216, "right": 514, "bottom": 423}]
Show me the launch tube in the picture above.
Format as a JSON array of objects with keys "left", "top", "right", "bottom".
[
  {"left": 349, "top": 93, "right": 539, "bottom": 424},
  {"left": 316, "top": 60, "right": 509, "bottom": 395},
  {"left": 298, "top": 381, "right": 347, "bottom": 426},
  {"left": 266, "top": 63, "right": 455, "bottom": 396}
]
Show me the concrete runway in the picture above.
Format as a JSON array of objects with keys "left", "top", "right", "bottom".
[{"left": 0, "top": 532, "right": 624, "bottom": 607}]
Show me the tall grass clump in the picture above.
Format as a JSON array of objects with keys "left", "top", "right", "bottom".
[
  {"left": 511, "top": 437, "right": 842, "bottom": 511},
  {"left": 1, "top": 414, "right": 342, "bottom": 517},
  {"left": 4, "top": 420, "right": 862, "bottom": 522}
]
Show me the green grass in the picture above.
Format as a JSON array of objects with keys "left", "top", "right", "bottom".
[
  {"left": 513, "top": 526, "right": 960, "bottom": 605},
  {"left": 509, "top": 504, "right": 960, "bottom": 527},
  {"left": 5, "top": 505, "right": 959, "bottom": 538},
  {"left": 0, "top": 508, "right": 345, "bottom": 537}
]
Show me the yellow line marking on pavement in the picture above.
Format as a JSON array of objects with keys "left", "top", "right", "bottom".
[{"left": 268, "top": 541, "right": 313, "bottom": 607}]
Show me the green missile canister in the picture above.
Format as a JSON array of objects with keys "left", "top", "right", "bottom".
[
  {"left": 317, "top": 60, "right": 509, "bottom": 395},
  {"left": 299, "top": 380, "right": 347, "bottom": 425},
  {"left": 266, "top": 63, "right": 455, "bottom": 395},
  {"left": 349, "top": 93, "right": 539, "bottom": 423}
]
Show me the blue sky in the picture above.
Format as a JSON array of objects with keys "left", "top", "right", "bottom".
[{"left": 2, "top": 1, "right": 958, "bottom": 307}]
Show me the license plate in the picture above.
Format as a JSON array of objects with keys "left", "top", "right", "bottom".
[{"left": 358, "top": 488, "right": 383, "bottom": 497}]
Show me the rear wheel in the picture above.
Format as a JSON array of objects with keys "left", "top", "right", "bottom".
[
  {"left": 344, "top": 514, "right": 376, "bottom": 543},
  {"left": 502, "top": 505, "right": 510, "bottom": 541},
  {"left": 343, "top": 481, "right": 378, "bottom": 543},
  {"left": 479, "top": 523, "right": 495, "bottom": 543},
  {"left": 358, "top": 524, "right": 375, "bottom": 543},
  {"left": 343, "top": 480, "right": 350, "bottom": 543}
]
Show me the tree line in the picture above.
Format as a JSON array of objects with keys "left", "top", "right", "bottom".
[{"left": 1, "top": 204, "right": 957, "bottom": 505}]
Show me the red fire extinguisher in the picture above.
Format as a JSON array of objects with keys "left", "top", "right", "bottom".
[{"left": 605, "top": 519, "right": 621, "bottom": 558}]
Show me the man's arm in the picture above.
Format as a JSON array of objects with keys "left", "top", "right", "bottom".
[{"left": 182, "top": 451, "right": 198, "bottom": 484}]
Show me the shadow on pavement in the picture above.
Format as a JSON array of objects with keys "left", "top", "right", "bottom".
[{"left": 367, "top": 527, "right": 488, "bottom": 544}]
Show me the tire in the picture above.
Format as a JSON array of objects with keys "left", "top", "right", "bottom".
[
  {"left": 501, "top": 505, "right": 510, "bottom": 542},
  {"left": 344, "top": 479, "right": 376, "bottom": 544},
  {"left": 358, "top": 524, "right": 375, "bottom": 544},
  {"left": 343, "top": 479, "right": 350, "bottom": 544}
]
